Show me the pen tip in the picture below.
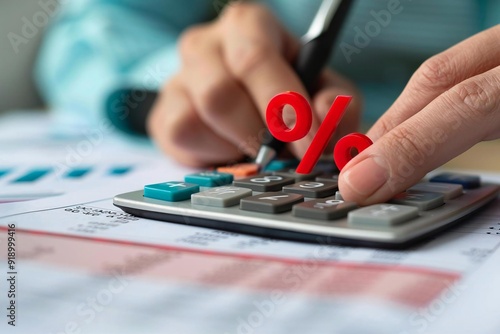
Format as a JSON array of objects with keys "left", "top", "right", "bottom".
[{"left": 255, "top": 146, "right": 277, "bottom": 170}]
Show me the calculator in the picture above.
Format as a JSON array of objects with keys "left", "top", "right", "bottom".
[{"left": 113, "top": 168, "right": 500, "bottom": 248}]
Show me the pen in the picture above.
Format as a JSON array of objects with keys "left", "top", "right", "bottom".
[{"left": 254, "top": 0, "right": 354, "bottom": 169}]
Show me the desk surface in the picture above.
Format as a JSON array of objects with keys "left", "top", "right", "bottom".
[{"left": 444, "top": 139, "right": 500, "bottom": 172}]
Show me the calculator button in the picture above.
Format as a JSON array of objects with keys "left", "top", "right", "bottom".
[
  {"left": 315, "top": 174, "right": 339, "bottom": 183},
  {"left": 191, "top": 186, "right": 252, "bottom": 207},
  {"left": 293, "top": 198, "right": 357, "bottom": 220},
  {"left": 185, "top": 171, "right": 233, "bottom": 187},
  {"left": 233, "top": 174, "right": 294, "bottom": 192},
  {"left": 408, "top": 182, "right": 463, "bottom": 200},
  {"left": 144, "top": 182, "right": 199, "bottom": 202},
  {"left": 283, "top": 181, "right": 338, "bottom": 198},
  {"left": 429, "top": 173, "right": 480, "bottom": 189},
  {"left": 263, "top": 159, "right": 299, "bottom": 171},
  {"left": 348, "top": 204, "right": 419, "bottom": 227},
  {"left": 217, "top": 163, "right": 259, "bottom": 177},
  {"left": 313, "top": 160, "right": 340, "bottom": 174},
  {"left": 390, "top": 192, "right": 444, "bottom": 211},
  {"left": 240, "top": 192, "right": 304, "bottom": 214},
  {"left": 272, "top": 170, "right": 321, "bottom": 182}
]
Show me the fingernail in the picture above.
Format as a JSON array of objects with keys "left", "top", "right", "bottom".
[{"left": 342, "top": 155, "right": 389, "bottom": 197}]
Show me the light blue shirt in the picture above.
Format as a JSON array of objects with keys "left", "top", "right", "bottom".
[{"left": 35, "top": 0, "right": 499, "bottom": 130}]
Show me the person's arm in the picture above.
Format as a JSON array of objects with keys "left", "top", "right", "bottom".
[{"left": 35, "top": 0, "right": 213, "bottom": 132}]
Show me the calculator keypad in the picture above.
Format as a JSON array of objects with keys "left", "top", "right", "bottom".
[{"left": 118, "top": 171, "right": 500, "bottom": 247}]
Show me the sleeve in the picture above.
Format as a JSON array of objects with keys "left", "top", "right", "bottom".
[
  {"left": 484, "top": 0, "right": 500, "bottom": 28},
  {"left": 34, "top": 0, "right": 213, "bottom": 133}
]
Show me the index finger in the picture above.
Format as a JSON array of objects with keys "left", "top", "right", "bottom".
[
  {"left": 220, "top": 4, "right": 320, "bottom": 152},
  {"left": 367, "top": 26, "right": 500, "bottom": 142}
]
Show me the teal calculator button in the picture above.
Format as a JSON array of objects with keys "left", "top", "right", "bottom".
[
  {"left": 144, "top": 182, "right": 199, "bottom": 202},
  {"left": 263, "top": 159, "right": 300, "bottom": 171},
  {"left": 184, "top": 172, "right": 233, "bottom": 187}
]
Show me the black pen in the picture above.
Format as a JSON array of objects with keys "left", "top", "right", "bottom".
[{"left": 254, "top": 0, "right": 354, "bottom": 169}]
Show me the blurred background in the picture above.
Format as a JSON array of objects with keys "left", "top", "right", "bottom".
[
  {"left": 0, "top": 0, "right": 48, "bottom": 113},
  {"left": 1, "top": 0, "right": 497, "bottom": 128}
]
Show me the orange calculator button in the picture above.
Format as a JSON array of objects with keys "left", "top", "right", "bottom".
[{"left": 217, "top": 163, "right": 259, "bottom": 178}]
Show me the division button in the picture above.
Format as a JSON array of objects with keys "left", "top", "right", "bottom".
[
  {"left": 293, "top": 198, "right": 357, "bottom": 220},
  {"left": 240, "top": 192, "right": 304, "bottom": 214},
  {"left": 144, "top": 182, "right": 199, "bottom": 202},
  {"left": 283, "top": 181, "right": 338, "bottom": 198},
  {"left": 408, "top": 182, "right": 463, "bottom": 200},
  {"left": 233, "top": 174, "right": 294, "bottom": 192},
  {"left": 185, "top": 171, "right": 233, "bottom": 187},
  {"left": 390, "top": 192, "right": 444, "bottom": 211},
  {"left": 429, "top": 173, "right": 480, "bottom": 189},
  {"left": 191, "top": 186, "right": 252, "bottom": 207},
  {"left": 348, "top": 204, "right": 419, "bottom": 227}
]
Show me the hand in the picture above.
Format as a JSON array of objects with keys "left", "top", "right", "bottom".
[
  {"left": 148, "top": 3, "right": 360, "bottom": 167},
  {"left": 339, "top": 25, "right": 500, "bottom": 205}
]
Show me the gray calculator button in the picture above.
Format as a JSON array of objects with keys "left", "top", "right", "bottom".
[
  {"left": 315, "top": 174, "right": 339, "bottom": 183},
  {"left": 408, "top": 182, "right": 463, "bottom": 200},
  {"left": 283, "top": 181, "right": 338, "bottom": 198},
  {"left": 293, "top": 198, "right": 357, "bottom": 220},
  {"left": 240, "top": 192, "right": 304, "bottom": 213},
  {"left": 272, "top": 170, "right": 321, "bottom": 182},
  {"left": 233, "top": 174, "right": 294, "bottom": 192},
  {"left": 191, "top": 186, "right": 252, "bottom": 207},
  {"left": 390, "top": 192, "right": 444, "bottom": 211},
  {"left": 348, "top": 204, "right": 419, "bottom": 227}
]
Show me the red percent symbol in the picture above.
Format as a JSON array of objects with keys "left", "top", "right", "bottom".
[{"left": 266, "top": 91, "right": 373, "bottom": 174}]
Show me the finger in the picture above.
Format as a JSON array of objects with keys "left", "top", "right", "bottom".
[
  {"left": 222, "top": 4, "right": 304, "bottom": 111},
  {"left": 147, "top": 79, "right": 244, "bottom": 167},
  {"left": 368, "top": 25, "right": 500, "bottom": 141},
  {"left": 179, "top": 26, "right": 265, "bottom": 158},
  {"left": 287, "top": 71, "right": 362, "bottom": 157},
  {"left": 339, "top": 66, "right": 500, "bottom": 205},
  {"left": 219, "top": 4, "right": 320, "bottom": 147}
]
